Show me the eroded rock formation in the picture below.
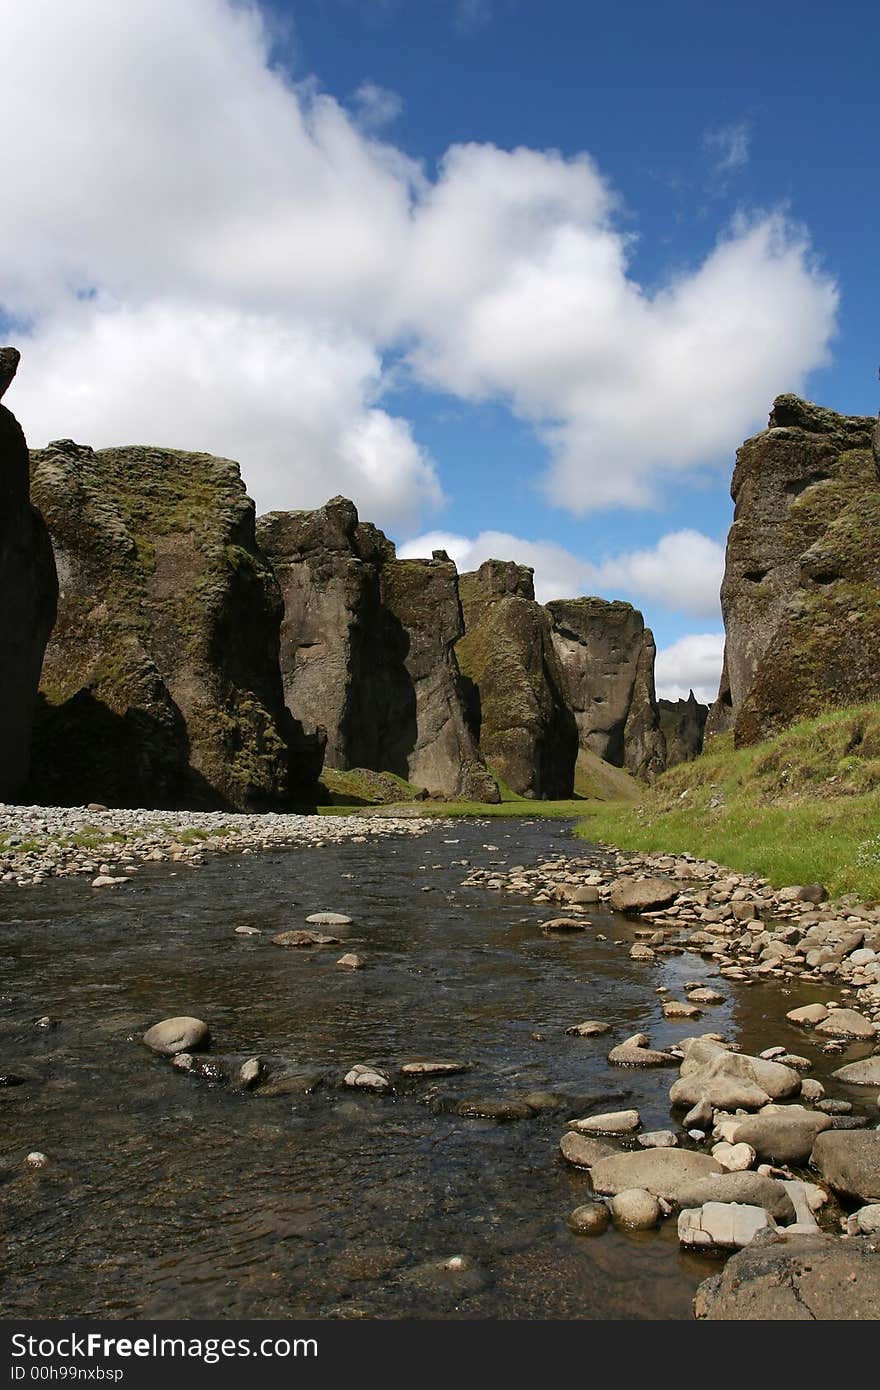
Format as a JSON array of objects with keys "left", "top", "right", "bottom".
[
  {"left": 547, "top": 597, "right": 666, "bottom": 783},
  {"left": 257, "top": 498, "right": 497, "bottom": 801},
  {"left": 456, "top": 561, "right": 578, "bottom": 798},
  {"left": 0, "top": 351, "right": 58, "bottom": 800},
  {"left": 658, "top": 692, "right": 708, "bottom": 767},
  {"left": 708, "top": 395, "right": 880, "bottom": 746},
  {"left": 29, "top": 441, "right": 316, "bottom": 809}
]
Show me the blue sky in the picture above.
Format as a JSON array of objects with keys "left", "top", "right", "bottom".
[{"left": 2, "top": 1, "right": 877, "bottom": 700}]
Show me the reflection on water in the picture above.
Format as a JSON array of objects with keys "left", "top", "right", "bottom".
[{"left": 0, "top": 819, "right": 872, "bottom": 1320}]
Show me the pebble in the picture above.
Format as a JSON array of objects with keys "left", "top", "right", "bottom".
[
  {"left": 568, "top": 1202, "right": 611, "bottom": 1235},
  {"left": 25, "top": 1152, "right": 48, "bottom": 1168},
  {"left": 611, "top": 1188, "right": 661, "bottom": 1230}
]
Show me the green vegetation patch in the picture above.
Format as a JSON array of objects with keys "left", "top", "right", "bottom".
[{"left": 576, "top": 704, "right": 880, "bottom": 899}]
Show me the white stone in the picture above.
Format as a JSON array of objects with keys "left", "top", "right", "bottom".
[
  {"left": 678, "top": 1202, "right": 774, "bottom": 1249},
  {"left": 569, "top": 1108, "right": 640, "bottom": 1135},
  {"left": 711, "top": 1141, "right": 756, "bottom": 1172}
]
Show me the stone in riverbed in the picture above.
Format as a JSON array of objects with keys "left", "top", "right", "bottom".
[
  {"left": 830, "top": 1055, "right": 880, "bottom": 1086},
  {"left": 568, "top": 1201, "right": 611, "bottom": 1235},
  {"left": 814, "top": 1007, "right": 877, "bottom": 1040},
  {"left": 846, "top": 1204, "right": 880, "bottom": 1236},
  {"left": 609, "top": 878, "right": 679, "bottom": 913},
  {"left": 685, "top": 986, "right": 724, "bottom": 1005},
  {"left": 236, "top": 1057, "right": 265, "bottom": 1090},
  {"left": 786, "top": 1003, "right": 830, "bottom": 1026},
  {"left": 679, "top": 1202, "right": 773, "bottom": 1250},
  {"left": 694, "top": 1234, "right": 880, "bottom": 1320},
  {"left": 91, "top": 875, "right": 131, "bottom": 888},
  {"left": 142, "top": 1016, "right": 209, "bottom": 1056},
  {"left": 305, "top": 912, "right": 353, "bottom": 926},
  {"left": 588, "top": 1149, "right": 722, "bottom": 1202},
  {"left": 810, "top": 1130, "right": 880, "bottom": 1202},
  {"left": 400, "top": 1059, "right": 471, "bottom": 1077},
  {"left": 607, "top": 1033, "right": 677, "bottom": 1067},
  {"left": 559, "top": 1133, "right": 618, "bottom": 1168},
  {"left": 731, "top": 1108, "right": 832, "bottom": 1165},
  {"left": 670, "top": 1038, "right": 801, "bottom": 1111},
  {"left": 671, "top": 1171, "right": 797, "bottom": 1222},
  {"left": 271, "top": 930, "right": 341, "bottom": 947},
  {"left": 455, "top": 1097, "right": 533, "bottom": 1121},
  {"left": 568, "top": 1108, "right": 640, "bottom": 1135},
  {"left": 611, "top": 1188, "right": 661, "bottom": 1230},
  {"left": 343, "top": 1064, "right": 391, "bottom": 1093},
  {"left": 565, "top": 1020, "right": 610, "bottom": 1037},
  {"left": 711, "top": 1141, "right": 756, "bottom": 1172},
  {"left": 663, "top": 999, "right": 703, "bottom": 1020},
  {"left": 336, "top": 953, "right": 365, "bottom": 969},
  {"left": 638, "top": 1131, "right": 678, "bottom": 1149},
  {"left": 540, "top": 917, "right": 587, "bottom": 933}
]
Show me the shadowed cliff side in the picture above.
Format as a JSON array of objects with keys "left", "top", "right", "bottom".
[
  {"left": 707, "top": 395, "right": 880, "bottom": 746},
  {"left": 28, "top": 440, "right": 318, "bottom": 809},
  {"left": 547, "top": 596, "right": 667, "bottom": 783},
  {"left": 0, "top": 350, "right": 58, "bottom": 800},
  {"left": 456, "top": 561, "right": 578, "bottom": 799},
  {"left": 257, "top": 499, "right": 498, "bottom": 801}
]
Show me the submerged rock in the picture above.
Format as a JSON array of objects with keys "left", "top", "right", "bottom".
[{"left": 142, "top": 1017, "right": 210, "bottom": 1056}]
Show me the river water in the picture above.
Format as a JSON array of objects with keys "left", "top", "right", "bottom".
[{"left": 0, "top": 818, "right": 873, "bottom": 1321}]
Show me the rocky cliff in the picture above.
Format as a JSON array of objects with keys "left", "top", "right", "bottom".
[
  {"left": 257, "top": 499, "right": 497, "bottom": 801},
  {"left": 546, "top": 597, "right": 666, "bottom": 783},
  {"left": 0, "top": 350, "right": 58, "bottom": 800},
  {"left": 658, "top": 692, "right": 708, "bottom": 767},
  {"left": 709, "top": 395, "right": 880, "bottom": 746},
  {"left": 456, "top": 562, "right": 578, "bottom": 798},
  {"left": 29, "top": 441, "right": 317, "bottom": 809}
]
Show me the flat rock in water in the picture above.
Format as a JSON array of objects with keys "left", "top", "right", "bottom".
[
  {"left": 731, "top": 1108, "right": 833, "bottom": 1165},
  {"left": 565, "top": 1020, "right": 610, "bottom": 1037},
  {"left": 540, "top": 917, "right": 587, "bottom": 933},
  {"left": 255, "top": 1070, "right": 324, "bottom": 1097},
  {"left": 679, "top": 1202, "right": 773, "bottom": 1250},
  {"left": 271, "top": 930, "right": 341, "bottom": 947},
  {"left": 142, "top": 1016, "right": 210, "bottom": 1056},
  {"left": 305, "top": 912, "right": 353, "bottom": 926},
  {"left": 455, "top": 1097, "right": 533, "bottom": 1122},
  {"left": 685, "top": 987, "right": 724, "bottom": 1005},
  {"left": 814, "top": 1008, "right": 877, "bottom": 1040},
  {"left": 609, "top": 878, "right": 679, "bottom": 913},
  {"left": 694, "top": 1234, "right": 880, "bottom": 1320},
  {"left": 663, "top": 999, "right": 703, "bottom": 1020},
  {"left": 810, "top": 1130, "right": 880, "bottom": 1203},
  {"left": 588, "top": 1148, "right": 721, "bottom": 1201},
  {"left": 786, "top": 1003, "right": 830, "bottom": 1026},
  {"left": 91, "top": 875, "right": 130, "bottom": 888},
  {"left": 670, "top": 1039, "right": 801, "bottom": 1111},
  {"left": 608, "top": 1033, "right": 677, "bottom": 1068},
  {"left": 569, "top": 1108, "right": 640, "bottom": 1135},
  {"left": 336, "top": 953, "right": 364, "bottom": 969},
  {"left": 831, "top": 1056, "right": 880, "bottom": 1086},
  {"left": 637, "top": 1130, "right": 678, "bottom": 1149},
  {"left": 559, "top": 1132, "right": 618, "bottom": 1168},
  {"left": 400, "top": 1059, "right": 471, "bottom": 1077}
]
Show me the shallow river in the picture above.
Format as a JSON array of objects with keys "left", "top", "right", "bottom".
[{"left": 0, "top": 818, "right": 872, "bottom": 1320}]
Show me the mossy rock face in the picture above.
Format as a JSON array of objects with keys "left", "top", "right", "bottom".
[
  {"left": 28, "top": 440, "right": 316, "bottom": 809},
  {"left": 713, "top": 395, "right": 880, "bottom": 747},
  {"left": 0, "top": 400, "right": 58, "bottom": 798},
  {"left": 258, "top": 499, "right": 498, "bottom": 801},
  {"left": 456, "top": 562, "right": 577, "bottom": 798},
  {"left": 547, "top": 596, "right": 667, "bottom": 781}
]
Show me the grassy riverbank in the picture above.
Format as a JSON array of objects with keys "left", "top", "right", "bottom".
[{"left": 576, "top": 704, "right": 880, "bottom": 900}]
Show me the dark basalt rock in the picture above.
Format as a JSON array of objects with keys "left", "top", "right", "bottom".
[
  {"left": 29, "top": 440, "right": 316, "bottom": 809},
  {"left": 658, "top": 691, "right": 708, "bottom": 767},
  {"left": 257, "top": 498, "right": 497, "bottom": 801},
  {"left": 547, "top": 597, "right": 666, "bottom": 782},
  {"left": 710, "top": 394, "right": 880, "bottom": 745},
  {"left": 0, "top": 352, "right": 58, "bottom": 799},
  {"left": 456, "top": 561, "right": 577, "bottom": 798}
]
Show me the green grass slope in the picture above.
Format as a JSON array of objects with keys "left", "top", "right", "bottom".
[{"left": 576, "top": 703, "right": 880, "bottom": 899}]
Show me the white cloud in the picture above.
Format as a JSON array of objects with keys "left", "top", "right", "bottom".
[
  {"left": 398, "top": 527, "right": 723, "bottom": 615},
  {"left": 0, "top": 0, "right": 838, "bottom": 528},
  {"left": 704, "top": 121, "right": 751, "bottom": 174},
  {"left": 352, "top": 81, "right": 403, "bottom": 130},
  {"left": 654, "top": 633, "right": 725, "bottom": 705},
  {"left": 12, "top": 300, "right": 442, "bottom": 529}
]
